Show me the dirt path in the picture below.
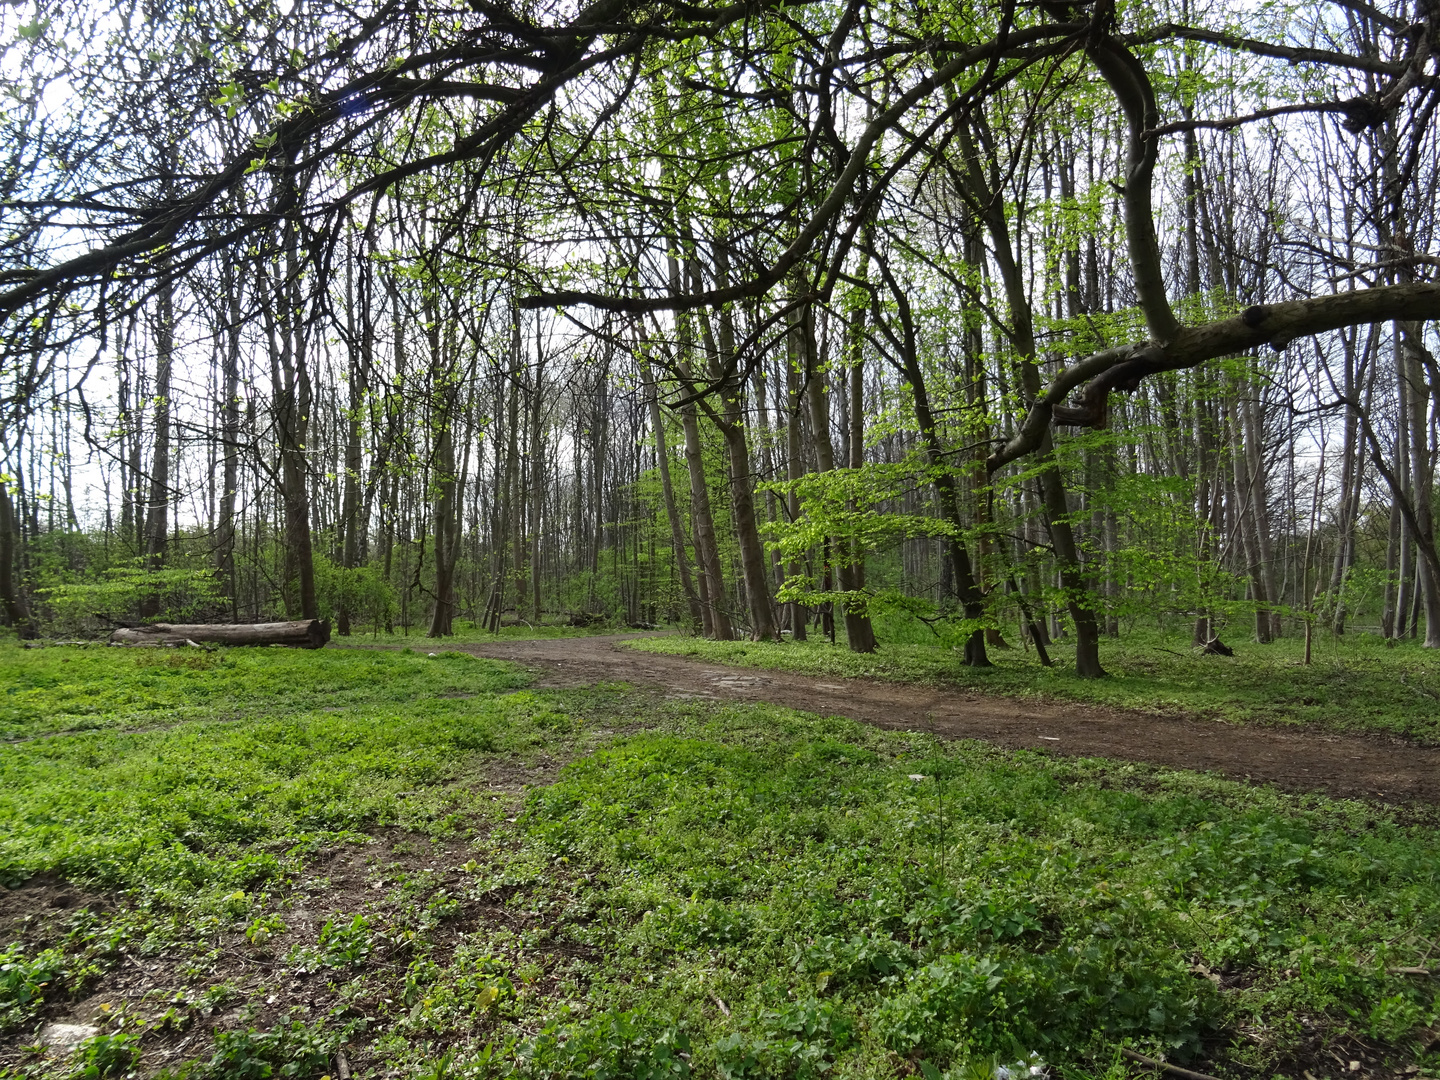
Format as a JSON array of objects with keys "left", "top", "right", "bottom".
[{"left": 449, "top": 634, "right": 1440, "bottom": 806}]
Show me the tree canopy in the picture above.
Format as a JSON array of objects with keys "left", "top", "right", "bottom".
[{"left": 3, "top": 0, "right": 1440, "bottom": 673}]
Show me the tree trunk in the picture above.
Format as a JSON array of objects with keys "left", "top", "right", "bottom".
[
  {"left": 264, "top": 213, "right": 319, "bottom": 622},
  {"left": 528, "top": 341, "right": 547, "bottom": 622},
  {"left": 337, "top": 240, "right": 368, "bottom": 635},
  {"left": 139, "top": 276, "right": 174, "bottom": 618},
  {"left": 1403, "top": 328, "right": 1440, "bottom": 646},
  {"left": 704, "top": 248, "right": 777, "bottom": 641},
  {"left": 783, "top": 336, "right": 809, "bottom": 640},
  {"left": 217, "top": 263, "right": 242, "bottom": 621},
  {"left": 956, "top": 116, "right": 1102, "bottom": 675},
  {"left": 427, "top": 393, "right": 461, "bottom": 637},
  {"left": 110, "top": 619, "right": 330, "bottom": 649},
  {"left": 801, "top": 298, "right": 874, "bottom": 652},
  {"left": 0, "top": 481, "right": 35, "bottom": 637},
  {"left": 643, "top": 357, "right": 703, "bottom": 628},
  {"left": 875, "top": 260, "right": 991, "bottom": 666}
]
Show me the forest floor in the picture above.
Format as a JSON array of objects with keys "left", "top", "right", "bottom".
[
  {"left": 449, "top": 634, "right": 1440, "bottom": 806},
  {"left": 3, "top": 639, "right": 1438, "bottom": 1080}
]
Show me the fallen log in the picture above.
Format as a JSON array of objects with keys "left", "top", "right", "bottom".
[{"left": 108, "top": 620, "right": 330, "bottom": 649}]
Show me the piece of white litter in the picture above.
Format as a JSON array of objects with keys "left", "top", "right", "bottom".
[
  {"left": 907, "top": 774, "right": 927, "bottom": 781},
  {"left": 428, "top": 652, "right": 438, "bottom": 657},
  {"left": 995, "top": 1053, "right": 1048, "bottom": 1079},
  {"left": 39, "top": 1023, "right": 98, "bottom": 1051},
  {"left": 1038, "top": 736, "right": 1060, "bottom": 741}
]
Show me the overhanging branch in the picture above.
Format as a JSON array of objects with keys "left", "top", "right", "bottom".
[{"left": 987, "top": 281, "right": 1440, "bottom": 473}]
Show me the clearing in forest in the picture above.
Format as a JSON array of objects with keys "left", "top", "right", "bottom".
[{"left": 1, "top": 640, "right": 1437, "bottom": 1080}]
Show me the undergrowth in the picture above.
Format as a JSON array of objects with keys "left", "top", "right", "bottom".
[{"left": 0, "top": 645, "right": 1435, "bottom": 1080}]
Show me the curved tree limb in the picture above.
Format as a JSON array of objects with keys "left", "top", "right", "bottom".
[
  {"left": 987, "top": 281, "right": 1440, "bottom": 472},
  {"left": 1086, "top": 32, "right": 1179, "bottom": 344},
  {"left": 518, "top": 22, "right": 1085, "bottom": 313}
]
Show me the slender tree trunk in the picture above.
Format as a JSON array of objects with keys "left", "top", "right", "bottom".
[
  {"left": 702, "top": 248, "right": 777, "bottom": 640},
  {"left": 139, "top": 277, "right": 174, "bottom": 618},
  {"left": 427, "top": 387, "right": 461, "bottom": 638},
  {"left": 265, "top": 219, "right": 318, "bottom": 621},
  {"left": 956, "top": 117, "right": 1102, "bottom": 675},
  {"left": 801, "top": 299, "right": 874, "bottom": 652},
  {"left": 0, "top": 481, "right": 34, "bottom": 637},
  {"left": 528, "top": 343, "right": 547, "bottom": 622},
  {"left": 875, "top": 260, "right": 991, "bottom": 666},
  {"left": 1228, "top": 387, "right": 1272, "bottom": 642},
  {"left": 217, "top": 263, "right": 242, "bottom": 621},
  {"left": 338, "top": 243, "right": 366, "bottom": 635},
  {"left": 643, "top": 356, "right": 703, "bottom": 628},
  {"left": 1403, "top": 328, "right": 1440, "bottom": 645},
  {"left": 784, "top": 330, "right": 808, "bottom": 640},
  {"left": 679, "top": 396, "right": 731, "bottom": 639}
]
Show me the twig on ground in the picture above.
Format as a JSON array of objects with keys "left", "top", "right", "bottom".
[{"left": 1120, "top": 1048, "right": 1223, "bottom": 1080}]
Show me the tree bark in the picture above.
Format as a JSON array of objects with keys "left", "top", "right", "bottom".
[
  {"left": 783, "top": 328, "right": 808, "bottom": 640},
  {"left": 217, "top": 262, "right": 243, "bottom": 622},
  {"left": 337, "top": 236, "right": 369, "bottom": 635},
  {"left": 643, "top": 356, "right": 703, "bottom": 628},
  {"left": 801, "top": 298, "right": 874, "bottom": 652},
  {"left": 139, "top": 276, "right": 174, "bottom": 618},
  {"left": 0, "top": 481, "right": 35, "bottom": 637},
  {"left": 110, "top": 620, "right": 330, "bottom": 649},
  {"left": 870, "top": 255, "right": 991, "bottom": 666},
  {"left": 701, "top": 247, "right": 777, "bottom": 641}
]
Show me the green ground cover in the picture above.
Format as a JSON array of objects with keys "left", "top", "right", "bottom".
[
  {"left": 628, "top": 630, "right": 1440, "bottom": 744},
  {"left": 353, "top": 622, "right": 662, "bottom": 649},
  {"left": 0, "top": 644, "right": 531, "bottom": 741},
  {"left": 0, "top": 644, "right": 1436, "bottom": 1080}
]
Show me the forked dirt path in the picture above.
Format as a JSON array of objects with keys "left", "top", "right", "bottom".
[{"left": 449, "top": 634, "right": 1440, "bottom": 806}]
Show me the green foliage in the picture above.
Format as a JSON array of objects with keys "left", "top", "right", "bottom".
[
  {"left": 0, "top": 640, "right": 528, "bottom": 740},
  {"left": 313, "top": 555, "right": 397, "bottom": 632},
  {"left": 0, "top": 941, "right": 64, "bottom": 1026},
  {"left": 39, "top": 561, "right": 224, "bottom": 635},
  {"left": 196, "top": 1020, "right": 337, "bottom": 1079},
  {"left": 2, "top": 647, "right": 1437, "bottom": 1078},
  {"left": 764, "top": 456, "right": 960, "bottom": 618},
  {"left": 287, "top": 914, "right": 374, "bottom": 971},
  {"left": 493, "top": 1009, "right": 692, "bottom": 1080},
  {"left": 71, "top": 1032, "right": 141, "bottom": 1079}
]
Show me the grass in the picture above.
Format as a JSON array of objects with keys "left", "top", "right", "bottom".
[
  {"left": 628, "top": 626, "right": 1440, "bottom": 744},
  {"left": 338, "top": 620, "right": 665, "bottom": 649},
  {"left": 0, "top": 643, "right": 531, "bottom": 741},
  {"left": 0, "top": 643, "right": 1437, "bottom": 1080}
]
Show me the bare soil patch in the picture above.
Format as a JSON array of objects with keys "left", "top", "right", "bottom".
[
  {"left": 0, "top": 824, "right": 594, "bottom": 1078},
  {"left": 449, "top": 634, "right": 1440, "bottom": 805},
  {"left": 0, "top": 872, "right": 112, "bottom": 948}
]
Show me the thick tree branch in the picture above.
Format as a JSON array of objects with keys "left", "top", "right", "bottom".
[
  {"left": 0, "top": 0, "right": 746, "bottom": 318},
  {"left": 1087, "top": 33, "right": 1179, "bottom": 344},
  {"left": 988, "top": 282, "right": 1440, "bottom": 472},
  {"left": 518, "top": 23, "right": 1084, "bottom": 313},
  {"left": 1130, "top": 23, "right": 1404, "bottom": 76}
]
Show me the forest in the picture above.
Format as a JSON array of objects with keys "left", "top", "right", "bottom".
[
  {"left": 1, "top": 0, "right": 1440, "bottom": 1078},
  {"left": 4, "top": 0, "right": 1440, "bottom": 671}
]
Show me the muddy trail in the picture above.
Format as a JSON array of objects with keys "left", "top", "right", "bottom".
[{"left": 436, "top": 634, "right": 1440, "bottom": 806}]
